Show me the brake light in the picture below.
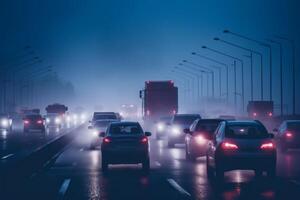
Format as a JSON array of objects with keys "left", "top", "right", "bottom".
[
  {"left": 285, "top": 132, "right": 293, "bottom": 138},
  {"left": 141, "top": 137, "right": 148, "bottom": 143},
  {"left": 37, "top": 120, "right": 43, "bottom": 124},
  {"left": 194, "top": 135, "right": 206, "bottom": 145},
  {"left": 103, "top": 137, "right": 111, "bottom": 143},
  {"left": 253, "top": 112, "right": 257, "bottom": 117},
  {"left": 268, "top": 112, "right": 273, "bottom": 117},
  {"left": 260, "top": 142, "right": 275, "bottom": 150},
  {"left": 222, "top": 142, "right": 238, "bottom": 150},
  {"left": 24, "top": 120, "right": 30, "bottom": 125}
]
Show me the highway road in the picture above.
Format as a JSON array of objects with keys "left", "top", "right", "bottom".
[{"left": 5, "top": 125, "right": 300, "bottom": 200}]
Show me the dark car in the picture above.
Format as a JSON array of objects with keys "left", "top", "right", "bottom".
[
  {"left": 23, "top": 114, "right": 46, "bottom": 135},
  {"left": 274, "top": 120, "right": 300, "bottom": 152},
  {"left": 184, "top": 119, "right": 224, "bottom": 161},
  {"left": 167, "top": 114, "right": 201, "bottom": 148},
  {"left": 206, "top": 120, "right": 276, "bottom": 179},
  {"left": 155, "top": 116, "right": 172, "bottom": 140},
  {"left": 0, "top": 114, "right": 13, "bottom": 134},
  {"left": 90, "top": 112, "right": 120, "bottom": 126},
  {"left": 100, "top": 122, "right": 151, "bottom": 172}
]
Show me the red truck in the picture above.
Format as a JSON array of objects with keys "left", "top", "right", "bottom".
[{"left": 140, "top": 81, "right": 178, "bottom": 122}]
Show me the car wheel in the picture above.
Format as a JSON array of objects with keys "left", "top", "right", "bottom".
[{"left": 142, "top": 158, "right": 150, "bottom": 172}]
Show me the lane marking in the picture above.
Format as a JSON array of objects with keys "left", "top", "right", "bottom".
[
  {"left": 1, "top": 153, "right": 14, "bottom": 160},
  {"left": 155, "top": 161, "right": 161, "bottom": 167},
  {"left": 167, "top": 179, "right": 191, "bottom": 197},
  {"left": 58, "top": 179, "right": 71, "bottom": 199}
]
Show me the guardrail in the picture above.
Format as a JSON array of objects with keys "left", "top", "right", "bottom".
[{"left": 0, "top": 124, "right": 85, "bottom": 196}]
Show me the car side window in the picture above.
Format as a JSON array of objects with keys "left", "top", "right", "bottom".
[
  {"left": 190, "top": 120, "right": 198, "bottom": 132},
  {"left": 216, "top": 123, "right": 225, "bottom": 141}
]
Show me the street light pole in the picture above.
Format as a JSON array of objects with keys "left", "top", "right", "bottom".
[
  {"left": 202, "top": 45, "right": 244, "bottom": 112},
  {"left": 224, "top": 30, "right": 273, "bottom": 101},
  {"left": 182, "top": 60, "right": 215, "bottom": 98},
  {"left": 214, "top": 37, "right": 264, "bottom": 100},
  {"left": 191, "top": 52, "right": 229, "bottom": 103},
  {"left": 268, "top": 39, "right": 284, "bottom": 116},
  {"left": 275, "top": 36, "right": 296, "bottom": 115}
]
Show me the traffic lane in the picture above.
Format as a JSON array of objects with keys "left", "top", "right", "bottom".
[
  {"left": 150, "top": 139, "right": 300, "bottom": 200},
  {"left": 19, "top": 130, "right": 183, "bottom": 200},
  {"left": 0, "top": 128, "right": 70, "bottom": 158},
  {"left": 19, "top": 133, "right": 300, "bottom": 200}
]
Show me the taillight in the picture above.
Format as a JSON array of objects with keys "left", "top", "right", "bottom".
[
  {"left": 141, "top": 137, "right": 148, "bottom": 143},
  {"left": 268, "top": 112, "right": 273, "bottom": 117},
  {"left": 253, "top": 112, "right": 257, "bottom": 117},
  {"left": 24, "top": 120, "right": 30, "bottom": 125},
  {"left": 103, "top": 137, "right": 111, "bottom": 143},
  {"left": 222, "top": 142, "right": 238, "bottom": 150},
  {"left": 260, "top": 142, "right": 275, "bottom": 150},
  {"left": 37, "top": 120, "right": 43, "bottom": 124},
  {"left": 285, "top": 132, "right": 293, "bottom": 138}
]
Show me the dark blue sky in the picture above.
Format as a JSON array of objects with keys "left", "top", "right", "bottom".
[{"left": 1, "top": 0, "right": 299, "bottom": 113}]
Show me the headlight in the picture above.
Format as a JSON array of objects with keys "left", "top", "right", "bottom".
[
  {"left": 66, "top": 116, "right": 71, "bottom": 122},
  {"left": 157, "top": 123, "right": 165, "bottom": 131},
  {"left": 194, "top": 135, "right": 206, "bottom": 145},
  {"left": 1, "top": 119, "right": 9, "bottom": 127},
  {"left": 92, "top": 130, "right": 98, "bottom": 137},
  {"left": 46, "top": 118, "right": 50, "bottom": 123},
  {"left": 171, "top": 126, "right": 180, "bottom": 136},
  {"left": 55, "top": 117, "right": 61, "bottom": 124}
]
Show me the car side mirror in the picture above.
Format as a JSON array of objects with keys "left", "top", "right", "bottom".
[
  {"left": 99, "top": 132, "right": 105, "bottom": 137},
  {"left": 145, "top": 131, "right": 152, "bottom": 137},
  {"left": 269, "top": 133, "right": 274, "bottom": 138},
  {"left": 273, "top": 128, "right": 278, "bottom": 132},
  {"left": 183, "top": 128, "right": 192, "bottom": 134},
  {"left": 88, "top": 125, "right": 93, "bottom": 129}
]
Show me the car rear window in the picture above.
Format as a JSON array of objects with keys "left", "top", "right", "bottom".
[
  {"left": 288, "top": 122, "right": 300, "bottom": 132},
  {"left": 195, "top": 121, "right": 221, "bottom": 134},
  {"left": 225, "top": 124, "right": 269, "bottom": 139},
  {"left": 109, "top": 124, "right": 143, "bottom": 135},
  {"left": 94, "top": 114, "right": 117, "bottom": 120},
  {"left": 26, "top": 115, "right": 43, "bottom": 120},
  {"left": 173, "top": 116, "right": 200, "bottom": 125}
]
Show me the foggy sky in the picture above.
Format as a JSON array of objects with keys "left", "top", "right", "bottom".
[{"left": 1, "top": 0, "right": 299, "bottom": 113}]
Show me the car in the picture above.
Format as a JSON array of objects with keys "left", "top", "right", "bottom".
[
  {"left": 90, "top": 112, "right": 120, "bottom": 126},
  {"left": 206, "top": 120, "right": 276, "bottom": 179},
  {"left": 274, "top": 120, "right": 300, "bottom": 152},
  {"left": 88, "top": 119, "right": 118, "bottom": 149},
  {"left": 23, "top": 114, "right": 46, "bottom": 135},
  {"left": 155, "top": 116, "right": 172, "bottom": 140},
  {"left": 100, "top": 121, "right": 151, "bottom": 172},
  {"left": 45, "top": 113, "right": 63, "bottom": 130},
  {"left": 0, "top": 114, "right": 13, "bottom": 134},
  {"left": 167, "top": 114, "right": 201, "bottom": 148},
  {"left": 184, "top": 119, "right": 224, "bottom": 161}
]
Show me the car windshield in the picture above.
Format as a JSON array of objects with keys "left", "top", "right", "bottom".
[
  {"left": 195, "top": 120, "right": 221, "bottom": 134},
  {"left": 109, "top": 123, "right": 143, "bottom": 135},
  {"left": 26, "top": 115, "right": 43, "bottom": 120},
  {"left": 173, "top": 116, "right": 199, "bottom": 125},
  {"left": 226, "top": 123, "right": 269, "bottom": 139},
  {"left": 288, "top": 122, "right": 300, "bottom": 132},
  {"left": 95, "top": 121, "right": 113, "bottom": 127},
  {"left": 94, "top": 115, "right": 117, "bottom": 120}
]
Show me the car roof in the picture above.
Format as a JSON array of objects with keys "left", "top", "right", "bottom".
[
  {"left": 95, "top": 119, "right": 119, "bottom": 122},
  {"left": 174, "top": 114, "right": 200, "bottom": 117},
  {"left": 226, "top": 120, "right": 261, "bottom": 126},
  {"left": 109, "top": 121, "right": 140, "bottom": 126},
  {"left": 197, "top": 119, "right": 224, "bottom": 123}
]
